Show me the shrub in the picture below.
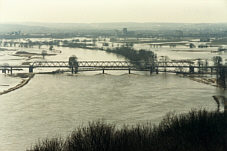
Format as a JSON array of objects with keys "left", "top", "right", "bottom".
[
  {"left": 28, "top": 138, "right": 63, "bottom": 151},
  {"left": 28, "top": 110, "right": 227, "bottom": 151}
]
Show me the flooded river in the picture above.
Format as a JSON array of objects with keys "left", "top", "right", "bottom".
[
  {"left": 0, "top": 73, "right": 221, "bottom": 150},
  {"left": 0, "top": 39, "right": 226, "bottom": 150}
]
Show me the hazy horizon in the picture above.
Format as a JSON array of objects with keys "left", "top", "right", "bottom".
[
  {"left": 1, "top": 21, "right": 227, "bottom": 24},
  {"left": 0, "top": 0, "right": 227, "bottom": 23}
]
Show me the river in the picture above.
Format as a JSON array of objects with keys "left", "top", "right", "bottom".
[
  {"left": 0, "top": 39, "right": 226, "bottom": 150},
  {"left": 0, "top": 73, "right": 221, "bottom": 150}
]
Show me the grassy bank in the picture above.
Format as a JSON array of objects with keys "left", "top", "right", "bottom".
[{"left": 28, "top": 110, "right": 227, "bottom": 151}]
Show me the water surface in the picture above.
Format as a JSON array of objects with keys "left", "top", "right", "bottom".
[{"left": 0, "top": 73, "right": 220, "bottom": 150}]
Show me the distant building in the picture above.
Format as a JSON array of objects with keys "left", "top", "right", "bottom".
[
  {"left": 200, "top": 38, "right": 210, "bottom": 42},
  {"left": 9, "top": 30, "right": 21, "bottom": 36},
  {"left": 123, "top": 28, "right": 128, "bottom": 35},
  {"left": 174, "top": 30, "right": 183, "bottom": 37},
  {"left": 114, "top": 28, "right": 135, "bottom": 37}
]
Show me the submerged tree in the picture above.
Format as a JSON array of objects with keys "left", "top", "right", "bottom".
[
  {"left": 68, "top": 55, "right": 78, "bottom": 73},
  {"left": 213, "top": 56, "right": 222, "bottom": 67},
  {"left": 213, "top": 56, "right": 227, "bottom": 88},
  {"left": 49, "top": 45, "right": 54, "bottom": 51},
  {"left": 41, "top": 50, "right": 47, "bottom": 59},
  {"left": 189, "top": 43, "right": 196, "bottom": 48}
]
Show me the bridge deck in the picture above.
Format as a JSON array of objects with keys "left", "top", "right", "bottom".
[{"left": 0, "top": 60, "right": 224, "bottom": 74}]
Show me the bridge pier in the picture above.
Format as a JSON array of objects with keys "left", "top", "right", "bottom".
[
  {"left": 71, "top": 65, "right": 78, "bottom": 74},
  {"left": 156, "top": 67, "right": 159, "bottom": 74},
  {"left": 71, "top": 67, "right": 78, "bottom": 74},
  {"left": 74, "top": 66, "right": 78, "bottom": 74},
  {"left": 10, "top": 67, "right": 12, "bottom": 75},
  {"left": 2, "top": 69, "right": 6, "bottom": 74},
  {"left": 29, "top": 66, "right": 34, "bottom": 73},
  {"left": 129, "top": 68, "right": 131, "bottom": 74},
  {"left": 189, "top": 66, "right": 194, "bottom": 74},
  {"left": 102, "top": 69, "right": 105, "bottom": 74},
  {"left": 71, "top": 66, "right": 74, "bottom": 74},
  {"left": 150, "top": 67, "right": 154, "bottom": 75},
  {"left": 72, "top": 67, "right": 78, "bottom": 74}
]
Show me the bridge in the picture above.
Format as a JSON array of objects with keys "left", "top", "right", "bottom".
[{"left": 0, "top": 60, "right": 223, "bottom": 75}]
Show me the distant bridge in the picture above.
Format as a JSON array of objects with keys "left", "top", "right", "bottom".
[
  {"left": 31, "top": 61, "right": 134, "bottom": 68},
  {"left": 0, "top": 60, "right": 223, "bottom": 75}
]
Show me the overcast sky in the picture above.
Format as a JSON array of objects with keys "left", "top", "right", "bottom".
[{"left": 0, "top": 0, "right": 227, "bottom": 23}]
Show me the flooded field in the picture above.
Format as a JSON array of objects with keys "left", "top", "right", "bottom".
[{"left": 0, "top": 38, "right": 227, "bottom": 150}]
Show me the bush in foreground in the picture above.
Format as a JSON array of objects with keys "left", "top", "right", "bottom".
[{"left": 28, "top": 110, "right": 227, "bottom": 151}]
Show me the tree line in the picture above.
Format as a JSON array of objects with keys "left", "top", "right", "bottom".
[{"left": 105, "top": 47, "right": 156, "bottom": 69}]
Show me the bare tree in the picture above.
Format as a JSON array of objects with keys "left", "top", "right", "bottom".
[{"left": 41, "top": 50, "right": 47, "bottom": 59}]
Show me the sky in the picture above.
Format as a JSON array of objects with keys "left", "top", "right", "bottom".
[{"left": 0, "top": 0, "right": 227, "bottom": 23}]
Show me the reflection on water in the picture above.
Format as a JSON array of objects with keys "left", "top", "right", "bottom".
[{"left": 0, "top": 73, "right": 222, "bottom": 151}]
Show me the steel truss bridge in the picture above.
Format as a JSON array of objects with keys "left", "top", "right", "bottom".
[
  {"left": 0, "top": 60, "right": 223, "bottom": 75},
  {"left": 31, "top": 61, "right": 135, "bottom": 68}
]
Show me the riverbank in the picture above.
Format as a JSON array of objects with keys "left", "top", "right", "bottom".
[
  {"left": 28, "top": 110, "right": 227, "bottom": 151},
  {"left": 0, "top": 73, "right": 34, "bottom": 95},
  {"left": 188, "top": 76, "right": 217, "bottom": 87}
]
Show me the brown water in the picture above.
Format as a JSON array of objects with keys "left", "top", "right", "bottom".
[
  {"left": 0, "top": 72, "right": 224, "bottom": 150},
  {"left": 0, "top": 39, "right": 226, "bottom": 150}
]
